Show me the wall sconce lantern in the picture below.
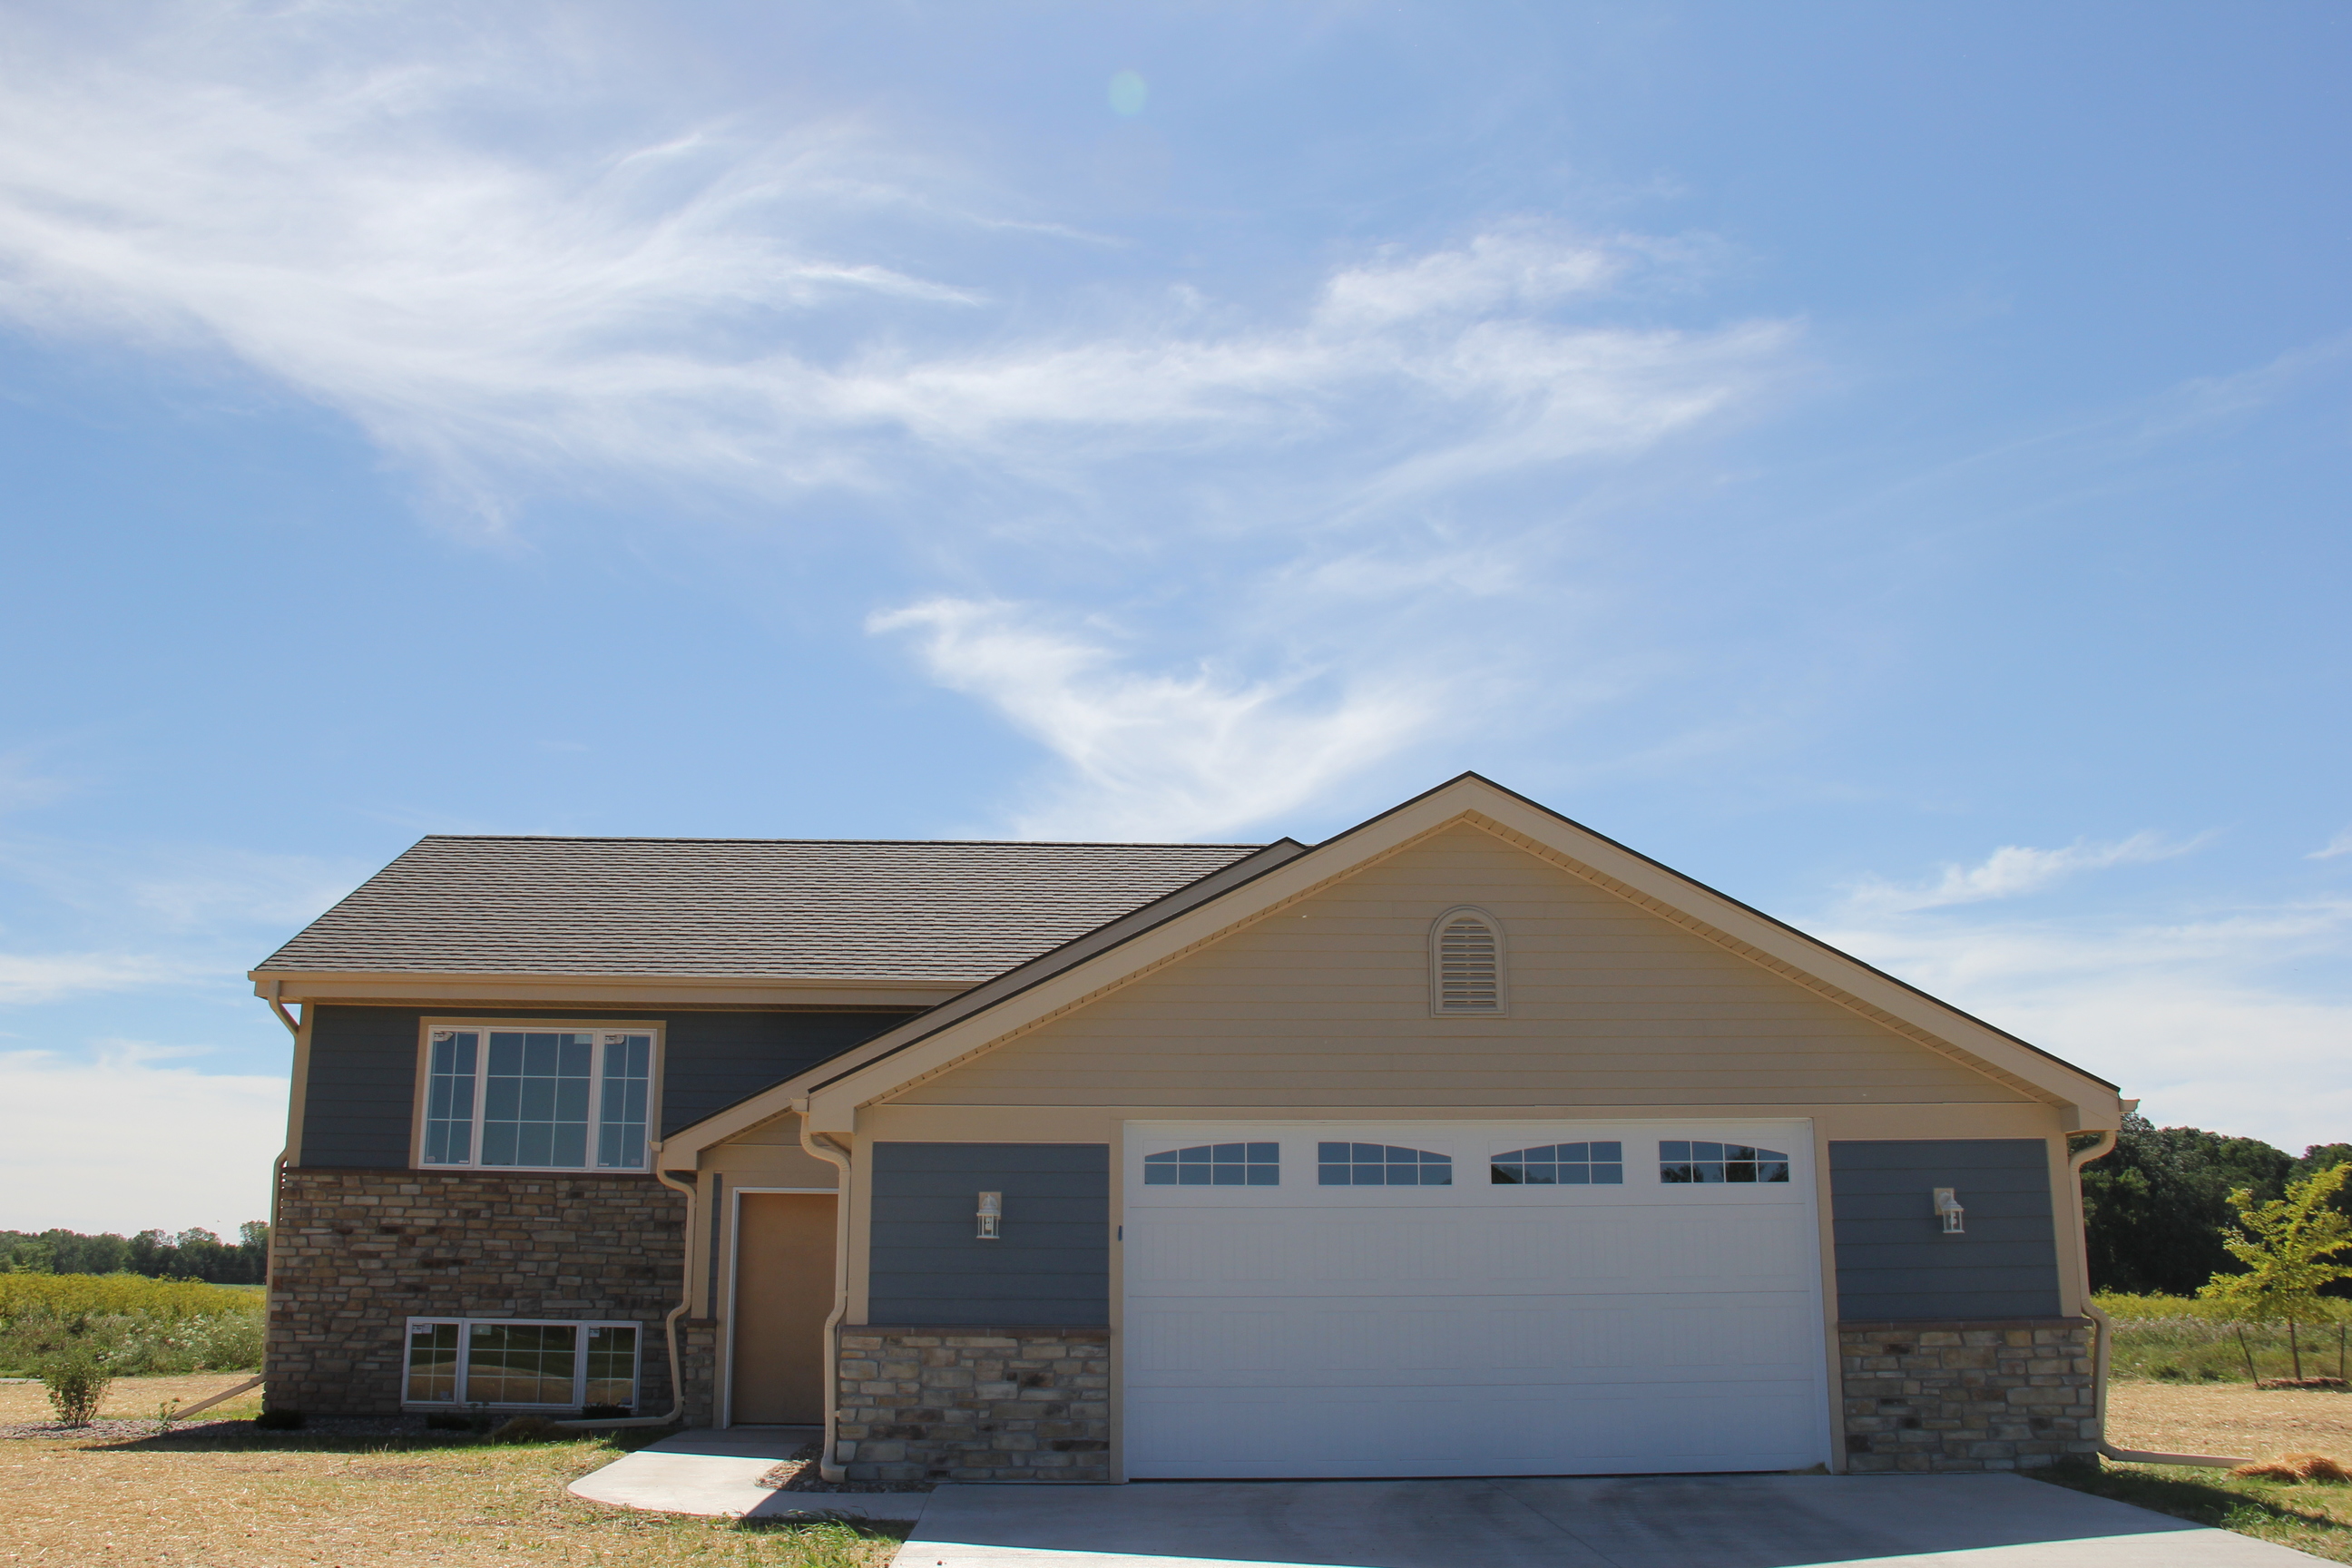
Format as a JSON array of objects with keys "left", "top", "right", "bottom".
[
  {"left": 976, "top": 1191, "right": 1002, "bottom": 1240},
  {"left": 1934, "top": 1188, "right": 1965, "bottom": 1234}
]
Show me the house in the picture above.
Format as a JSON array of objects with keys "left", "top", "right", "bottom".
[{"left": 250, "top": 773, "right": 2125, "bottom": 1479}]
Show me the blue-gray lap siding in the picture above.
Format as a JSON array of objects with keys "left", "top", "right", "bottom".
[
  {"left": 1828, "top": 1140, "right": 2063, "bottom": 1321},
  {"left": 867, "top": 1143, "right": 1110, "bottom": 1327},
  {"left": 296, "top": 1004, "right": 916, "bottom": 1169}
]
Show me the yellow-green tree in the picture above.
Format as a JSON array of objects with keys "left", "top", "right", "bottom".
[{"left": 2198, "top": 1161, "right": 2352, "bottom": 1382}]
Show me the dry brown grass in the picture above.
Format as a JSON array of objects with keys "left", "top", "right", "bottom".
[
  {"left": 0, "top": 1372, "right": 264, "bottom": 1427},
  {"left": 0, "top": 1426, "right": 908, "bottom": 1567},
  {"left": 2110, "top": 1379, "right": 2352, "bottom": 1462}
]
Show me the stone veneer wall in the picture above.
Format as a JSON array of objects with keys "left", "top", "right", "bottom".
[
  {"left": 835, "top": 1326, "right": 1112, "bottom": 1482},
  {"left": 270, "top": 1169, "right": 688, "bottom": 1416},
  {"left": 1839, "top": 1318, "right": 2098, "bottom": 1472}
]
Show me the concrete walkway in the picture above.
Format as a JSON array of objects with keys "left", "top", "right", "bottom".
[
  {"left": 896, "top": 1474, "right": 2317, "bottom": 1567},
  {"left": 567, "top": 1426, "right": 928, "bottom": 1523}
]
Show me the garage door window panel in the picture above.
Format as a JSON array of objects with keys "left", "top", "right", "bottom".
[
  {"left": 1144, "top": 1142, "right": 1279, "bottom": 1186},
  {"left": 1318, "top": 1142, "right": 1453, "bottom": 1186},
  {"left": 1660, "top": 1141, "right": 1791, "bottom": 1184},
  {"left": 1492, "top": 1142, "right": 1623, "bottom": 1185}
]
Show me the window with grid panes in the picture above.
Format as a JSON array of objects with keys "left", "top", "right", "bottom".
[{"left": 421, "top": 1027, "right": 655, "bottom": 1171}]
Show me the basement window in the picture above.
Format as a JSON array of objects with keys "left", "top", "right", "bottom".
[
  {"left": 1429, "top": 907, "right": 1506, "bottom": 1014},
  {"left": 402, "top": 1318, "right": 640, "bottom": 1409},
  {"left": 418, "top": 1025, "right": 659, "bottom": 1172}
]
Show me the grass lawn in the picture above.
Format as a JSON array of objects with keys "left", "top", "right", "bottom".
[
  {"left": 2026, "top": 1379, "right": 2352, "bottom": 1563},
  {"left": 2035, "top": 1461, "right": 2352, "bottom": 1563},
  {"left": 0, "top": 1379, "right": 909, "bottom": 1568}
]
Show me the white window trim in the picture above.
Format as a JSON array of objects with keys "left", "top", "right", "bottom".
[
  {"left": 410, "top": 1018, "right": 666, "bottom": 1174},
  {"left": 401, "top": 1316, "right": 644, "bottom": 1409},
  {"left": 1427, "top": 905, "right": 1509, "bottom": 1017}
]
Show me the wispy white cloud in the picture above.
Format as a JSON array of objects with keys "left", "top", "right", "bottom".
[
  {"left": 0, "top": 4, "right": 1793, "bottom": 831},
  {"left": 1842, "top": 831, "right": 2195, "bottom": 915},
  {"left": 0, "top": 952, "right": 194, "bottom": 1005},
  {"left": 0, "top": 5, "right": 1789, "bottom": 533},
  {"left": 0, "top": 1042, "right": 284, "bottom": 1233},
  {"left": 2310, "top": 828, "right": 2352, "bottom": 861},
  {"left": 870, "top": 598, "right": 1441, "bottom": 839},
  {"left": 0, "top": 841, "right": 366, "bottom": 934},
  {"left": 1814, "top": 822, "right": 2352, "bottom": 1149}
]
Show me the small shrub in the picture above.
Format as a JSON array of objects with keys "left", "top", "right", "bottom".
[
  {"left": 488, "top": 1415, "right": 565, "bottom": 1443},
  {"left": 252, "top": 1407, "right": 305, "bottom": 1430},
  {"left": 40, "top": 1348, "right": 113, "bottom": 1426}
]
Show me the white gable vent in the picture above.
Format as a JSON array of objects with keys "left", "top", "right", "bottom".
[{"left": 1429, "top": 906, "right": 1506, "bottom": 1015}]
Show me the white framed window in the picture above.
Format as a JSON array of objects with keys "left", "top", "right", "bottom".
[
  {"left": 403, "top": 1317, "right": 642, "bottom": 1408},
  {"left": 416, "top": 1024, "right": 660, "bottom": 1171},
  {"left": 1428, "top": 906, "right": 1507, "bottom": 1015}
]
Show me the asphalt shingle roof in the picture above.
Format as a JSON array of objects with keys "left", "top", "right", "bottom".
[{"left": 255, "top": 835, "right": 1268, "bottom": 983}]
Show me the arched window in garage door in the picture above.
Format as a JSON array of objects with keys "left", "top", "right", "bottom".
[
  {"left": 1490, "top": 1142, "right": 1624, "bottom": 1184},
  {"left": 1143, "top": 1142, "right": 1280, "bottom": 1185},
  {"left": 1660, "top": 1141, "right": 1791, "bottom": 1183},
  {"left": 1318, "top": 1142, "right": 1453, "bottom": 1185}
]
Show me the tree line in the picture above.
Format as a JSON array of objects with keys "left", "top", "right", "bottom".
[
  {"left": 0, "top": 1222, "right": 270, "bottom": 1285},
  {"left": 2083, "top": 1114, "right": 2352, "bottom": 1296}
]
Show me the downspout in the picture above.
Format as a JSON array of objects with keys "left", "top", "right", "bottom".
[
  {"left": 2072, "top": 1123, "right": 2249, "bottom": 1469},
  {"left": 557, "top": 1153, "right": 693, "bottom": 1430},
  {"left": 260, "top": 982, "right": 300, "bottom": 1406},
  {"left": 556, "top": 1157, "right": 692, "bottom": 1430},
  {"left": 799, "top": 1107, "right": 854, "bottom": 1484}
]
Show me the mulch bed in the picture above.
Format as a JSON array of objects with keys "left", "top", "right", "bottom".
[{"left": 757, "top": 1442, "right": 933, "bottom": 1494}]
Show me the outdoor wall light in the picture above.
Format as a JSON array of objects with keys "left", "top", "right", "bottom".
[
  {"left": 976, "top": 1191, "right": 1002, "bottom": 1240},
  {"left": 1934, "top": 1188, "right": 1965, "bottom": 1235}
]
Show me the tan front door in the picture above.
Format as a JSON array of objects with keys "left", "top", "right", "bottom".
[{"left": 730, "top": 1192, "right": 836, "bottom": 1425}]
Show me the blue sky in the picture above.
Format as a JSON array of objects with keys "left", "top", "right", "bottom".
[{"left": 3, "top": 1, "right": 2348, "bottom": 1233}]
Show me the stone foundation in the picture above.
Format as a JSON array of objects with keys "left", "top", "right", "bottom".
[
  {"left": 268, "top": 1168, "right": 688, "bottom": 1416},
  {"left": 835, "top": 1326, "right": 1112, "bottom": 1482},
  {"left": 1839, "top": 1318, "right": 2098, "bottom": 1473},
  {"left": 678, "top": 1320, "right": 720, "bottom": 1429}
]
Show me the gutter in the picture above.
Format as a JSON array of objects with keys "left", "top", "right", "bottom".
[
  {"left": 2071, "top": 1123, "right": 2249, "bottom": 1470},
  {"left": 799, "top": 1109, "right": 854, "bottom": 1484}
]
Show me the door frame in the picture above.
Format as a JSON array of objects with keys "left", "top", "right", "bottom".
[{"left": 721, "top": 1185, "right": 838, "bottom": 1429}]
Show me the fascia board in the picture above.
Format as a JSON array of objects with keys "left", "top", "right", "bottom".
[
  {"left": 799, "top": 775, "right": 2122, "bottom": 1132},
  {"left": 247, "top": 969, "right": 965, "bottom": 1010}
]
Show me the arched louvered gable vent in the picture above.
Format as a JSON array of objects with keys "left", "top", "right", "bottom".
[{"left": 1429, "top": 906, "right": 1506, "bottom": 1015}]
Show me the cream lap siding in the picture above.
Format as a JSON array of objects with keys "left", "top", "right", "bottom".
[{"left": 894, "top": 824, "right": 2033, "bottom": 1110}]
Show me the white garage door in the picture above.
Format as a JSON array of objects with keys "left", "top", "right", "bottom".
[{"left": 1122, "top": 1121, "right": 1829, "bottom": 1479}]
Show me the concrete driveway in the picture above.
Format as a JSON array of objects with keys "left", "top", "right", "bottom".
[{"left": 894, "top": 1474, "right": 2318, "bottom": 1567}]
